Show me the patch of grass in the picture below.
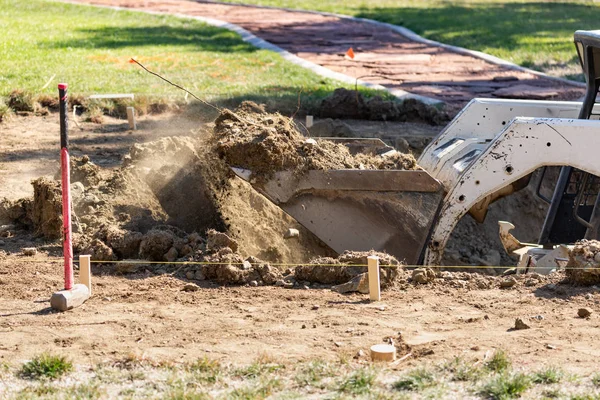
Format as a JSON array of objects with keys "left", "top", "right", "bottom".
[
  {"left": 393, "top": 368, "right": 436, "bottom": 392},
  {"left": 542, "top": 388, "right": 562, "bottom": 399},
  {"left": 0, "top": 98, "right": 13, "bottom": 122},
  {"left": 338, "top": 367, "right": 377, "bottom": 395},
  {"left": 0, "top": 0, "right": 382, "bottom": 116},
  {"left": 220, "top": 0, "right": 600, "bottom": 80},
  {"left": 592, "top": 373, "right": 600, "bottom": 387},
  {"left": 19, "top": 353, "right": 73, "bottom": 380},
  {"left": 442, "top": 357, "right": 484, "bottom": 382},
  {"left": 294, "top": 360, "right": 336, "bottom": 388},
  {"left": 14, "top": 384, "right": 59, "bottom": 399},
  {"left": 228, "top": 378, "right": 282, "bottom": 399},
  {"left": 480, "top": 372, "right": 531, "bottom": 400},
  {"left": 532, "top": 366, "right": 563, "bottom": 384},
  {"left": 8, "top": 89, "right": 36, "bottom": 112},
  {"left": 164, "top": 385, "right": 210, "bottom": 400},
  {"left": 0, "top": 361, "right": 10, "bottom": 373},
  {"left": 186, "top": 357, "right": 222, "bottom": 384},
  {"left": 236, "top": 356, "right": 284, "bottom": 379},
  {"left": 485, "top": 349, "right": 512, "bottom": 373},
  {"left": 85, "top": 105, "right": 104, "bottom": 124},
  {"left": 65, "top": 383, "right": 104, "bottom": 399}
]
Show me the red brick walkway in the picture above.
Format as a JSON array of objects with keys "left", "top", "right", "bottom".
[{"left": 71, "top": 0, "right": 584, "bottom": 110}]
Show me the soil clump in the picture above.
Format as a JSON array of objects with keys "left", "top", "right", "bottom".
[
  {"left": 319, "top": 88, "right": 450, "bottom": 125},
  {"left": 566, "top": 240, "right": 600, "bottom": 284},
  {"left": 213, "top": 102, "right": 418, "bottom": 180},
  {"left": 294, "top": 250, "right": 400, "bottom": 287}
]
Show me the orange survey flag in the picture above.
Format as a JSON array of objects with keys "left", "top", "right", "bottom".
[{"left": 345, "top": 47, "right": 355, "bottom": 59}]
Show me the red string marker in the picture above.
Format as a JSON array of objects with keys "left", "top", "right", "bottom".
[{"left": 58, "top": 83, "right": 74, "bottom": 291}]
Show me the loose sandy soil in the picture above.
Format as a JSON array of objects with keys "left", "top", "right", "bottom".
[{"left": 0, "top": 111, "right": 599, "bottom": 383}]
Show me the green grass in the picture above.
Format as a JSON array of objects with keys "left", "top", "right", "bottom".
[
  {"left": 485, "top": 349, "right": 512, "bottom": 373},
  {"left": 393, "top": 368, "right": 436, "bottom": 392},
  {"left": 442, "top": 357, "right": 484, "bottom": 382},
  {"left": 480, "top": 372, "right": 531, "bottom": 399},
  {"left": 19, "top": 353, "right": 73, "bottom": 380},
  {"left": 0, "top": 0, "right": 376, "bottom": 115},
  {"left": 294, "top": 359, "right": 336, "bottom": 388},
  {"left": 220, "top": 0, "right": 600, "bottom": 80},
  {"left": 186, "top": 357, "right": 222, "bottom": 384},
  {"left": 532, "top": 367, "right": 563, "bottom": 384},
  {"left": 338, "top": 367, "right": 377, "bottom": 395}
]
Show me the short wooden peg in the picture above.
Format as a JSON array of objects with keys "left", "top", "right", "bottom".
[
  {"left": 126, "top": 106, "right": 136, "bottom": 130},
  {"left": 79, "top": 254, "right": 92, "bottom": 296},
  {"left": 367, "top": 255, "right": 380, "bottom": 301},
  {"left": 305, "top": 115, "right": 314, "bottom": 128}
]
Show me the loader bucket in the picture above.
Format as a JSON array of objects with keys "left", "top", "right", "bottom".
[{"left": 232, "top": 168, "right": 444, "bottom": 264}]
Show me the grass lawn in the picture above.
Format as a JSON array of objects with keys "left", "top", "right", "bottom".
[
  {"left": 220, "top": 0, "right": 600, "bottom": 80},
  {"left": 3, "top": 352, "right": 600, "bottom": 399},
  {"left": 0, "top": 0, "right": 362, "bottom": 114}
]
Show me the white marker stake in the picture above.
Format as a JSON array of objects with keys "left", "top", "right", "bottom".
[
  {"left": 126, "top": 107, "right": 136, "bottom": 130},
  {"left": 367, "top": 255, "right": 380, "bottom": 301},
  {"left": 306, "top": 115, "right": 314, "bottom": 128},
  {"left": 79, "top": 255, "right": 92, "bottom": 296}
]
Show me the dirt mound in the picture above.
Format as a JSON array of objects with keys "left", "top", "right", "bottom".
[
  {"left": 3, "top": 105, "right": 339, "bottom": 272},
  {"left": 213, "top": 102, "right": 418, "bottom": 179},
  {"left": 31, "top": 178, "right": 63, "bottom": 239},
  {"left": 319, "top": 88, "right": 449, "bottom": 125},
  {"left": 294, "top": 250, "right": 401, "bottom": 287},
  {"left": 566, "top": 240, "right": 600, "bottom": 285}
]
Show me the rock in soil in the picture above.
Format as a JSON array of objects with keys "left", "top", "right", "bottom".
[
  {"left": 284, "top": 228, "right": 300, "bottom": 239},
  {"left": 332, "top": 273, "right": 369, "bottom": 294},
  {"left": 514, "top": 318, "right": 531, "bottom": 330},
  {"left": 21, "top": 247, "right": 37, "bottom": 256},
  {"left": 294, "top": 250, "right": 400, "bottom": 287},
  {"left": 183, "top": 283, "right": 200, "bottom": 292},
  {"left": 500, "top": 277, "right": 518, "bottom": 288},
  {"left": 206, "top": 229, "right": 239, "bottom": 252},
  {"left": 139, "top": 229, "right": 176, "bottom": 261},
  {"left": 412, "top": 268, "right": 436, "bottom": 284},
  {"left": 578, "top": 308, "right": 593, "bottom": 318},
  {"left": 567, "top": 240, "right": 600, "bottom": 285}
]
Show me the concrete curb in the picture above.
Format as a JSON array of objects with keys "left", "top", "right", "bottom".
[
  {"left": 197, "top": 0, "right": 585, "bottom": 89},
  {"left": 57, "top": 0, "right": 442, "bottom": 105}
]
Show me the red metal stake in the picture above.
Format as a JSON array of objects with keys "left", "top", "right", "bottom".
[{"left": 58, "top": 83, "right": 73, "bottom": 290}]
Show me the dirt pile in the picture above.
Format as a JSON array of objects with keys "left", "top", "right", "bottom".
[
  {"left": 3, "top": 105, "right": 347, "bottom": 272},
  {"left": 566, "top": 240, "right": 600, "bottom": 284},
  {"left": 0, "top": 177, "right": 62, "bottom": 239},
  {"left": 319, "top": 88, "right": 450, "bottom": 125},
  {"left": 213, "top": 102, "right": 418, "bottom": 179},
  {"left": 294, "top": 250, "right": 401, "bottom": 287}
]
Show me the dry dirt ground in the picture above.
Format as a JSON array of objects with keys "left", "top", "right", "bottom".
[{"left": 1, "top": 111, "right": 600, "bottom": 386}]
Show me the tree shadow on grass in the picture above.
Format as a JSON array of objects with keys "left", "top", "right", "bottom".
[
  {"left": 353, "top": 1, "right": 598, "bottom": 78},
  {"left": 354, "top": 2, "right": 598, "bottom": 51},
  {"left": 44, "top": 25, "right": 259, "bottom": 53}
]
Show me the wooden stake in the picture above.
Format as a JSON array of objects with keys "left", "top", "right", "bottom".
[
  {"left": 305, "top": 115, "right": 314, "bottom": 128},
  {"left": 368, "top": 255, "right": 380, "bottom": 301},
  {"left": 126, "top": 107, "right": 136, "bottom": 130},
  {"left": 79, "top": 255, "right": 92, "bottom": 296}
]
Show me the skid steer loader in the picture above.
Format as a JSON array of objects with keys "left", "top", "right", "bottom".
[{"left": 232, "top": 30, "right": 600, "bottom": 267}]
